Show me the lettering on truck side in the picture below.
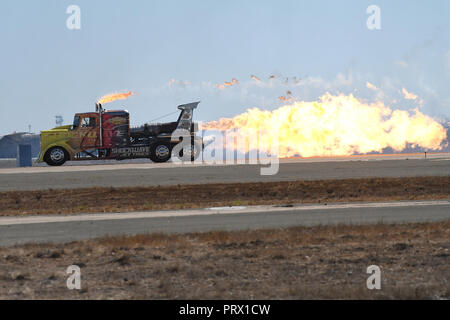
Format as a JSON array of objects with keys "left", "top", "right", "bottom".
[{"left": 112, "top": 147, "right": 150, "bottom": 157}]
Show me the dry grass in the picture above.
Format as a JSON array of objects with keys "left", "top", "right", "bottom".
[
  {"left": 0, "top": 176, "right": 449, "bottom": 216},
  {"left": 0, "top": 221, "right": 449, "bottom": 299}
]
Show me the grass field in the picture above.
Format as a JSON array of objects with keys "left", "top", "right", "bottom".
[
  {"left": 0, "top": 221, "right": 449, "bottom": 299},
  {"left": 0, "top": 176, "right": 448, "bottom": 216}
]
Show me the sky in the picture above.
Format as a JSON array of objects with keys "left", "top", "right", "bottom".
[{"left": 0, "top": 0, "right": 449, "bottom": 135}]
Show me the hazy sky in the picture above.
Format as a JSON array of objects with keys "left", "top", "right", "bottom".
[{"left": 0, "top": 0, "right": 449, "bottom": 135}]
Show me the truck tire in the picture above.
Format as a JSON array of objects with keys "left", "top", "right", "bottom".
[
  {"left": 44, "top": 147, "right": 69, "bottom": 166},
  {"left": 150, "top": 142, "right": 172, "bottom": 163}
]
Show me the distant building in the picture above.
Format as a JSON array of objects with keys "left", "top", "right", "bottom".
[{"left": 0, "top": 133, "right": 40, "bottom": 158}]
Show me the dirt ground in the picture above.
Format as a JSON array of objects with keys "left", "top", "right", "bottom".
[
  {"left": 0, "top": 221, "right": 448, "bottom": 299},
  {"left": 0, "top": 176, "right": 449, "bottom": 216}
]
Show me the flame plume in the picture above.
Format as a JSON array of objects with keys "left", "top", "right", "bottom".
[
  {"left": 98, "top": 91, "right": 134, "bottom": 104},
  {"left": 204, "top": 93, "right": 447, "bottom": 157}
]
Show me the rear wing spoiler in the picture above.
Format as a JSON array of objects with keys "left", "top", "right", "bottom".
[{"left": 176, "top": 101, "right": 200, "bottom": 131}]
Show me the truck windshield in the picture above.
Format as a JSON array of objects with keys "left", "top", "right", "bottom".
[{"left": 73, "top": 116, "right": 80, "bottom": 129}]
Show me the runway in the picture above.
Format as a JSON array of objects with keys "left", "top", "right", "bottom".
[
  {"left": 0, "top": 153, "right": 449, "bottom": 191},
  {"left": 0, "top": 200, "right": 448, "bottom": 245}
]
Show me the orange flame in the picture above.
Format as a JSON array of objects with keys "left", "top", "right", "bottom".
[
  {"left": 366, "top": 81, "right": 378, "bottom": 91},
  {"left": 402, "top": 88, "right": 418, "bottom": 100},
  {"left": 250, "top": 74, "right": 261, "bottom": 82},
  {"left": 278, "top": 91, "right": 293, "bottom": 102},
  {"left": 204, "top": 93, "right": 447, "bottom": 157},
  {"left": 216, "top": 78, "right": 239, "bottom": 89},
  {"left": 98, "top": 91, "right": 135, "bottom": 104}
]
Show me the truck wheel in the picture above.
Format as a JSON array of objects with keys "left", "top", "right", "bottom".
[
  {"left": 44, "top": 147, "right": 69, "bottom": 166},
  {"left": 150, "top": 142, "right": 172, "bottom": 163}
]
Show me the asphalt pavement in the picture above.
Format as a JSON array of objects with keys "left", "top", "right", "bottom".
[
  {"left": 0, "top": 154, "right": 449, "bottom": 191},
  {"left": 0, "top": 200, "right": 448, "bottom": 245}
]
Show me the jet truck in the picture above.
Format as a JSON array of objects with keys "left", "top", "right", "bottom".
[{"left": 38, "top": 102, "right": 202, "bottom": 166}]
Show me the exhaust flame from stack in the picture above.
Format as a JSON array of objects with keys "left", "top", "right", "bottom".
[
  {"left": 204, "top": 93, "right": 447, "bottom": 157},
  {"left": 98, "top": 91, "right": 135, "bottom": 104}
]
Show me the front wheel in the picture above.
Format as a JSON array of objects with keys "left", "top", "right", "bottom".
[
  {"left": 44, "top": 147, "right": 69, "bottom": 166},
  {"left": 150, "top": 142, "right": 172, "bottom": 163}
]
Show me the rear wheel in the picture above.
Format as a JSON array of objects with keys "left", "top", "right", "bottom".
[
  {"left": 150, "top": 142, "right": 172, "bottom": 163},
  {"left": 44, "top": 147, "right": 69, "bottom": 166}
]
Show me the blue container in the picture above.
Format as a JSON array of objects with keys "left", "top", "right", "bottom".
[{"left": 17, "top": 144, "right": 32, "bottom": 167}]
